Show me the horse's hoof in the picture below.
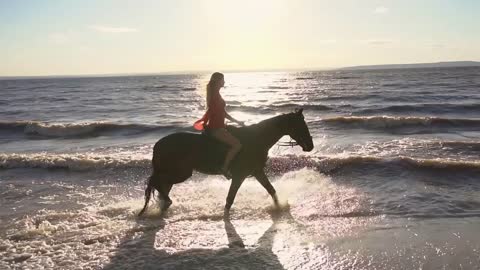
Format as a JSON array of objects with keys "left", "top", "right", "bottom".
[
  {"left": 273, "top": 195, "right": 280, "bottom": 206},
  {"left": 162, "top": 201, "right": 172, "bottom": 211}
]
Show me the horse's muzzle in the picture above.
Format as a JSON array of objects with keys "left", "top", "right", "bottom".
[
  {"left": 302, "top": 144, "right": 314, "bottom": 152},
  {"left": 300, "top": 139, "right": 314, "bottom": 152}
]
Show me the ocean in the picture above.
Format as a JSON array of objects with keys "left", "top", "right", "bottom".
[{"left": 1, "top": 67, "right": 479, "bottom": 269}]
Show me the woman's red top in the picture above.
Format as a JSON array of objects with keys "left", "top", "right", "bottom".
[{"left": 193, "top": 92, "right": 226, "bottom": 131}]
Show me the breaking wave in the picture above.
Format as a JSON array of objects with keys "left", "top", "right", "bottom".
[
  {"left": 227, "top": 103, "right": 333, "bottom": 113},
  {"left": 1, "top": 153, "right": 479, "bottom": 175},
  {"left": 0, "top": 121, "right": 181, "bottom": 138},
  {"left": 319, "top": 116, "right": 480, "bottom": 130},
  {"left": 359, "top": 103, "right": 480, "bottom": 115}
]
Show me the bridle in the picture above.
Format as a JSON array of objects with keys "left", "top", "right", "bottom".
[
  {"left": 277, "top": 135, "right": 312, "bottom": 148},
  {"left": 276, "top": 112, "right": 312, "bottom": 148}
]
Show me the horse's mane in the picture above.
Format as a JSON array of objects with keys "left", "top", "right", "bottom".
[
  {"left": 250, "top": 113, "right": 293, "bottom": 129},
  {"left": 228, "top": 113, "right": 293, "bottom": 140}
]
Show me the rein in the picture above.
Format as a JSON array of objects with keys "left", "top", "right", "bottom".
[
  {"left": 277, "top": 138, "right": 299, "bottom": 147},
  {"left": 277, "top": 136, "right": 312, "bottom": 148}
]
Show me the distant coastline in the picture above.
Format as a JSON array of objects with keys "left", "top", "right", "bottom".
[
  {"left": 340, "top": 61, "right": 480, "bottom": 71},
  {"left": 2, "top": 61, "right": 480, "bottom": 80}
]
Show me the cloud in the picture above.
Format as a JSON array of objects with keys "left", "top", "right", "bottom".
[
  {"left": 89, "top": 25, "right": 138, "bottom": 33},
  {"left": 373, "top": 7, "right": 389, "bottom": 14}
]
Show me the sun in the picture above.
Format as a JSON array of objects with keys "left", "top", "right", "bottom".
[
  {"left": 199, "top": 0, "right": 290, "bottom": 34},
  {"left": 213, "top": 0, "right": 288, "bottom": 27},
  {"left": 198, "top": 0, "right": 290, "bottom": 70}
]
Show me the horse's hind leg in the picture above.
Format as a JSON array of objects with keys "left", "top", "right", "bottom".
[
  {"left": 150, "top": 178, "right": 172, "bottom": 211},
  {"left": 157, "top": 182, "right": 173, "bottom": 210},
  {"left": 138, "top": 173, "right": 173, "bottom": 216},
  {"left": 154, "top": 169, "right": 192, "bottom": 210}
]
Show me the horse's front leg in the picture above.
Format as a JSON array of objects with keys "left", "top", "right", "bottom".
[
  {"left": 225, "top": 176, "right": 245, "bottom": 210},
  {"left": 254, "top": 171, "right": 279, "bottom": 207}
]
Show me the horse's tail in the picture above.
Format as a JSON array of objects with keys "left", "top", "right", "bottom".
[{"left": 138, "top": 175, "right": 155, "bottom": 216}]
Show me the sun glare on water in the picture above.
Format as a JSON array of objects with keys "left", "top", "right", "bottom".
[{"left": 194, "top": 71, "right": 294, "bottom": 124}]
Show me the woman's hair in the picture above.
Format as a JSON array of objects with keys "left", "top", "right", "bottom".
[{"left": 206, "top": 72, "right": 224, "bottom": 108}]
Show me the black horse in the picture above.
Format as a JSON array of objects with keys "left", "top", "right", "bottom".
[{"left": 138, "top": 109, "right": 314, "bottom": 216}]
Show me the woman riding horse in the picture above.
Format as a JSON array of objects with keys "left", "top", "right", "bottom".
[
  {"left": 194, "top": 72, "right": 245, "bottom": 179},
  {"left": 138, "top": 76, "right": 314, "bottom": 216}
]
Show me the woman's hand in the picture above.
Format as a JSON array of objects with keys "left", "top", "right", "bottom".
[{"left": 233, "top": 118, "right": 245, "bottom": 126}]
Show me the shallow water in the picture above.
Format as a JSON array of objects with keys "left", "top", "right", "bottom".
[{"left": 1, "top": 67, "right": 480, "bottom": 269}]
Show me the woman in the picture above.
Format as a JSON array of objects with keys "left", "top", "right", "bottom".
[{"left": 194, "top": 72, "right": 244, "bottom": 179}]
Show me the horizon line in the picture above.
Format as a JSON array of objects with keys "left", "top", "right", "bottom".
[
  {"left": 0, "top": 66, "right": 336, "bottom": 80},
  {"left": 1, "top": 60, "right": 479, "bottom": 80}
]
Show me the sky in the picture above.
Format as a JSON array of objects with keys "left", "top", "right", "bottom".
[{"left": 0, "top": 0, "right": 479, "bottom": 76}]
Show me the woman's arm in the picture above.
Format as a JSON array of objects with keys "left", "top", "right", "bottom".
[{"left": 225, "top": 111, "right": 245, "bottom": 126}]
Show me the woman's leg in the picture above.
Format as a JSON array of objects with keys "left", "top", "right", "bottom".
[{"left": 210, "top": 128, "right": 242, "bottom": 172}]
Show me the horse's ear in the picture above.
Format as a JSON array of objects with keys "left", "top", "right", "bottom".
[{"left": 296, "top": 108, "right": 304, "bottom": 115}]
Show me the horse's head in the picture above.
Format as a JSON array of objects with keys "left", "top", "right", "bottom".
[{"left": 285, "top": 109, "right": 314, "bottom": 152}]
